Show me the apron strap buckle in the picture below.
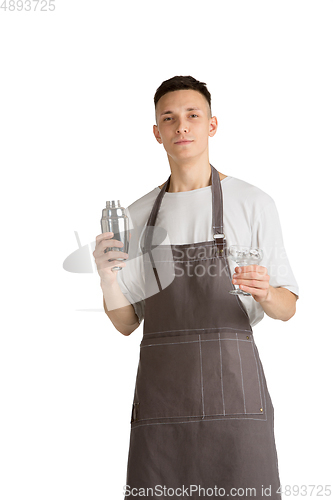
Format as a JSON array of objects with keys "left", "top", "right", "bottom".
[
  {"left": 131, "top": 402, "right": 140, "bottom": 423},
  {"left": 213, "top": 233, "right": 226, "bottom": 256}
]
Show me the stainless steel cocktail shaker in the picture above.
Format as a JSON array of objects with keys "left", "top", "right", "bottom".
[{"left": 101, "top": 200, "right": 129, "bottom": 271}]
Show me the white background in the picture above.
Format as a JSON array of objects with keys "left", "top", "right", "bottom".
[{"left": 1, "top": 1, "right": 332, "bottom": 499}]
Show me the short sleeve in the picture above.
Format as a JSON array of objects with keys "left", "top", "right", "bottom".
[
  {"left": 251, "top": 201, "right": 299, "bottom": 299},
  {"left": 116, "top": 207, "right": 146, "bottom": 324}
]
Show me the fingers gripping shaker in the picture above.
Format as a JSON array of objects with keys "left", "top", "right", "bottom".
[{"left": 101, "top": 201, "right": 129, "bottom": 271}]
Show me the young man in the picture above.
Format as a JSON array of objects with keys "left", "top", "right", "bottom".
[{"left": 94, "top": 76, "right": 299, "bottom": 497}]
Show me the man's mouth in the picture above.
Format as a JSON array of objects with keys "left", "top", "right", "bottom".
[{"left": 174, "top": 140, "right": 194, "bottom": 145}]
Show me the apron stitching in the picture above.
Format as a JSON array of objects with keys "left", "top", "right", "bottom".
[
  {"left": 236, "top": 332, "right": 247, "bottom": 414},
  {"left": 218, "top": 332, "right": 226, "bottom": 416},
  {"left": 198, "top": 334, "right": 205, "bottom": 419},
  {"left": 140, "top": 338, "right": 253, "bottom": 348},
  {"left": 130, "top": 415, "right": 268, "bottom": 429},
  {"left": 258, "top": 351, "right": 267, "bottom": 414},
  {"left": 132, "top": 410, "right": 265, "bottom": 422},
  {"left": 142, "top": 326, "right": 253, "bottom": 336},
  {"left": 252, "top": 342, "right": 264, "bottom": 411}
]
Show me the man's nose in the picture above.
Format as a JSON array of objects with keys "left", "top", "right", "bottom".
[{"left": 176, "top": 122, "right": 188, "bottom": 133}]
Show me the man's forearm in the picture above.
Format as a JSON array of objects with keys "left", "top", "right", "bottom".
[
  {"left": 101, "top": 279, "right": 140, "bottom": 336},
  {"left": 260, "top": 286, "right": 297, "bottom": 321}
]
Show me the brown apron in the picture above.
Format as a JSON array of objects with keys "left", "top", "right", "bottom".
[{"left": 125, "top": 164, "right": 281, "bottom": 499}]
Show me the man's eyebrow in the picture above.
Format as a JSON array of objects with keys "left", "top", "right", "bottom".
[{"left": 160, "top": 107, "right": 201, "bottom": 116}]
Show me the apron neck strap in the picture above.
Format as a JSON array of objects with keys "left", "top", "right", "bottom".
[{"left": 143, "top": 163, "right": 225, "bottom": 254}]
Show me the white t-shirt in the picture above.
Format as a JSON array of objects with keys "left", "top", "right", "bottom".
[{"left": 116, "top": 175, "right": 299, "bottom": 327}]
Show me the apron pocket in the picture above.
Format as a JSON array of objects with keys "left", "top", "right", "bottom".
[
  {"left": 133, "top": 332, "right": 264, "bottom": 424},
  {"left": 135, "top": 340, "right": 203, "bottom": 421},
  {"left": 219, "top": 336, "right": 264, "bottom": 415}
]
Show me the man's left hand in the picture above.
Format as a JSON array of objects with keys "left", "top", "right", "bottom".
[{"left": 232, "top": 265, "right": 270, "bottom": 303}]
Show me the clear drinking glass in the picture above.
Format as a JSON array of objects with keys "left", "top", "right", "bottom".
[{"left": 228, "top": 246, "right": 263, "bottom": 296}]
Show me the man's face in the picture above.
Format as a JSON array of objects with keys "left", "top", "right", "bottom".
[{"left": 153, "top": 89, "right": 217, "bottom": 164}]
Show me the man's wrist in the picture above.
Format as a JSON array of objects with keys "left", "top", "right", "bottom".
[
  {"left": 100, "top": 277, "right": 119, "bottom": 290},
  {"left": 258, "top": 285, "right": 274, "bottom": 305}
]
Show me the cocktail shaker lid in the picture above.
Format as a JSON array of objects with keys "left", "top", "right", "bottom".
[
  {"left": 102, "top": 200, "right": 126, "bottom": 217},
  {"left": 106, "top": 200, "right": 121, "bottom": 208}
]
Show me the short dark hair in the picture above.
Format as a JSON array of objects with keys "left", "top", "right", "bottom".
[{"left": 154, "top": 75, "right": 212, "bottom": 122}]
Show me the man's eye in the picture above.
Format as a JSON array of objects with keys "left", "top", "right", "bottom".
[
  {"left": 190, "top": 114, "right": 198, "bottom": 118},
  {"left": 163, "top": 117, "right": 172, "bottom": 121}
]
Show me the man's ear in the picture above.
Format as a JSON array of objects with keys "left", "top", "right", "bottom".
[
  {"left": 153, "top": 124, "right": 163, "bottom": 144},
  {"left": 209, "top": 116, "right": 218, "bottom": 138}
]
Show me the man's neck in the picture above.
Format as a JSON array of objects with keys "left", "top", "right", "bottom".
[{"left": 159, "top": 162, "right": 227, "bottom": 192}]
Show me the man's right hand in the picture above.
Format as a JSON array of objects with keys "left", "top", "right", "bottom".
[{"left": 93, "top": 232, "right": 129, "bottom": 284}]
